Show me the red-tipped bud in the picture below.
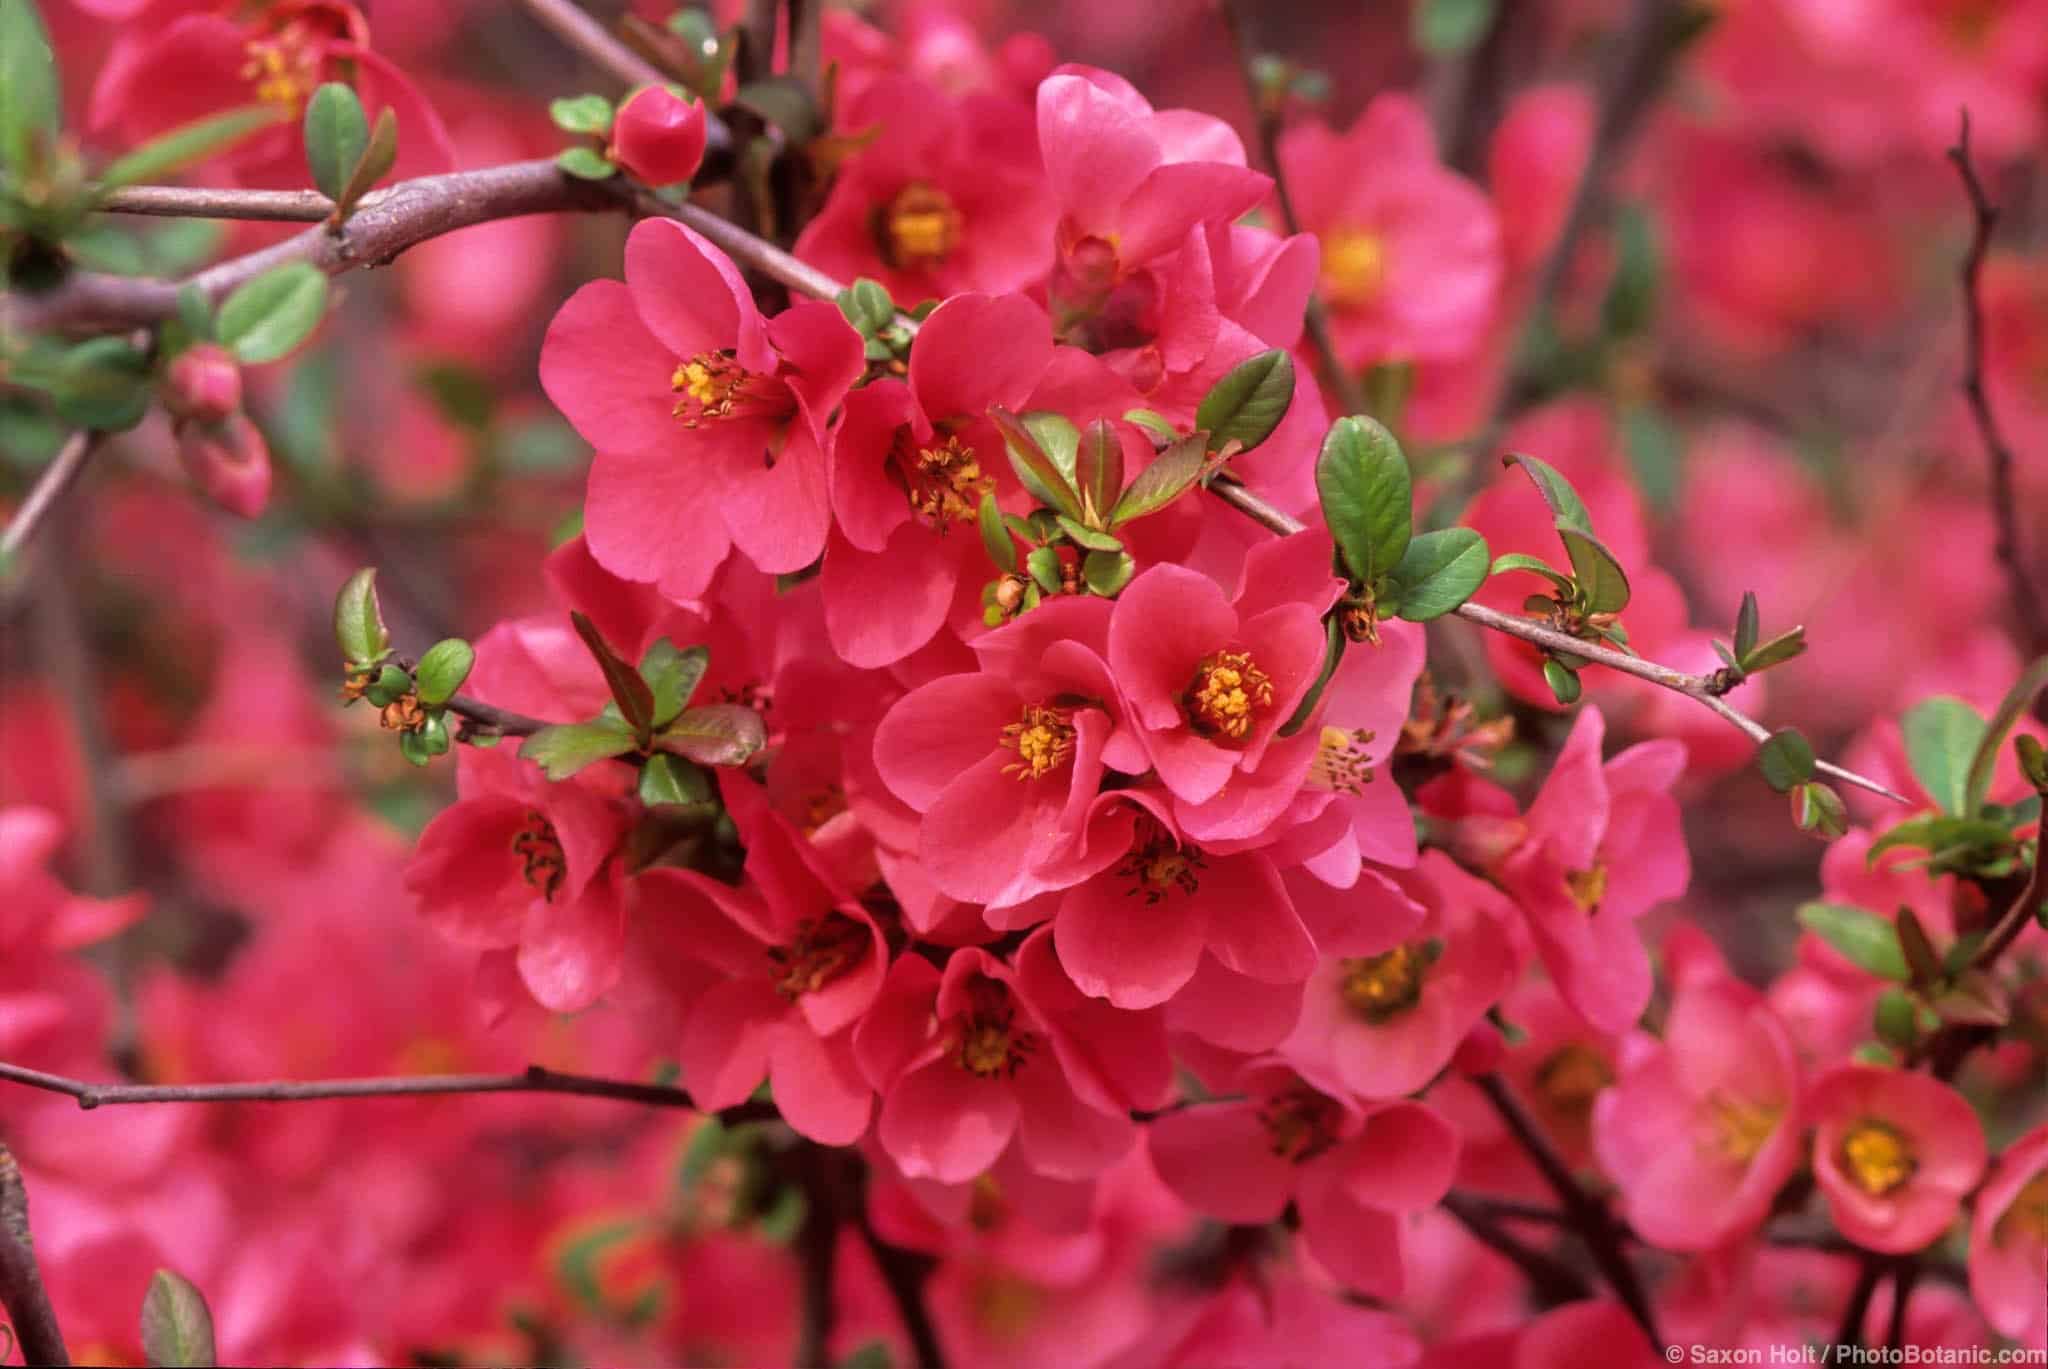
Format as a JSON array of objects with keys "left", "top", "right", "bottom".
[
  {"left": 609, "top": 85, "right": 708, "bottom": 187},
  {"left": 176, "top": 414, "right": 272, "bottom": 519},
  {"left": 161, "top": 344, "right": 243, "bottom": 425},
  {"left": 1451, "top": 1020, "right": 1505, "bottom": 1076}
]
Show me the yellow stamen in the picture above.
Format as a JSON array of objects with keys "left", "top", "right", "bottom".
[
  {"left": 670, "top": 352, "right": 749, "bottom": 426},
  {"left": 1184, "top": 649, "right": 1274, "bottom": 743},
  {"left": 1310, "top": 725, "right": 1376, "bottom": 794},
  {"left": 1995, "top": 1171, "right": 2048, "bottom": 1246},
  {"left": 1338, "top": 944, "right": 1431, "bottom": 1023},
  {"left": 767, "top": 914, "right": 869, "bottom": 999},
  {"left": 881, "top": 182, "right": 964, "bottom": 269},
  {"left": 240, "top": 27, "right": 321, "bottom": 115},
  {"left": 953, "top": 977, "right": 1034, "bottom": 1078},
  {"left": 900, "top": 431, "right": 989, "bottom": 526},
  {"left": 1534, "top": 1044, "right": 1614, "bottom": 1123},
  {"left": 1839, "top": 1120, "right": 1917, "bottom": 1197},
  {"left": 1258, "top": 1084, "right": 1346, "bottom": 1163},
  {"left": 1117, "top": 816, "right": 1202, "bottom": 902},
  {"left": 512, "top": 811, "right": 566, "bottom": 901},
  {"left": 1707, "top": 1093, "right": 1781, "bottom": 1165},
  {"left": 970, "top": 1272, "right": 1042, "bottom": 1339},
  {"left": 1566, "top": 863, "right": 1608, "bottom": 913},
  {"left": 1321, "top": 228, "right": 1387, "bottom": 307},
  {"left": 1000, "top": 705, "right": 1076, "bottom": 780}
]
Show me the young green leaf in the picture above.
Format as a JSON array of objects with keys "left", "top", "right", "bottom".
[
  {"left": 303, "top": 83, "right": 368, "bottom": 201},
  {"left": 1796, "top": 902, "right": 1910, "bottom": 981},
  {"left": 1054, "top": 514, "right": 1121, "bottom": 553},
  {"left": 549, "top": 93, "right": 615, "bottom": 136},
  {"left": 1542, "top": 657, "right": 1581, "bottom": 705},
  {"left": 1555, "top": 522, "right": 1631, "bottom": 614},
  {"left": 1894, "top": 907, "right": 1942, "bottom": 988},
  {"left": 140, "top": 1269, "right": 217, "bottom": 1368},
  {"left": 977, "top": 491, "right": 1017, "bottom": 572},
  {"left": 1109, "top": 434, "right": 1208, "bottom": 525},
  {"left": 571, "top": 610, "right": 656, "bottom": 746},
  {"left": 1081, "top": 547, "right": 1135, "bottom": 596},
  {"left": 1734, "top": 591, "right": 1760, "bottom": 661},
  {"left": 333, "top": 567, "right": 389, "bottom": 666},
  {"left": 1741, "top": 625, "right": 1806, "bottom": 673},
  {"left": 1390, "top": 527, "right": 1489, "bottom": 622},
  {"left": 1899, "top": 695, "right": 1986, "bottom": 816},
  {"left": 1278, "top": 616, "right": 1344, "bottom": 737},
  {"left": 361, "top": 663, "right": 412, "bottom": 708},
  {"left": 2017, "top": 733, "right": 2048, "bottom": 793},
  {"left": 1599, "top": 202, "right": 1660, "bottom": 340},
  {"left": 1026, "top": 544, "right": 1063, "bottom": 593},
  {"left": 1489, "top": 552, "right": 1576, "bottom": 597},
  {"left": 100, "top": 105, "right": 283, "bottom": 192},
  {"left": 1413, "top": 0, "right": 1496, "bottom": 56},
  {"left": 1501, "top": 452, "right": 1593, "bottom": 533},
  {"left": 0, "top": 0, "right": 60, "bottom": 176},
  {"left": 1757, "top": 728, "right": 1816, "bottom": 792},
  {"left": 657, "top": 703, "right": 766, "bottom": 767},
  {"left": 1316, "top": 415, "right": 1412, "bottom": 585},
  {"left": 401, "top": 711, "right": 451, "bottom": 765},
  {"left": 1121, "top": 408, "right": 1179, "bottom": 444},
  {"left": 556, "top": 146, "right": 617, "bottom": 180},
  {"left": 1791, "top": 781, "right": 1848, "bottom": 839},
  {"left": 52, "top": 337, "right": 151, "bottom": 430},
  {"left": 1865, "top": 814, "right": 2013, "bottom": 864},
  {"left": 413, "top": 637, "right": 475, "bottom": 707},
  {"left": 335, "top": 105, "right": 398, "bottom": 210},
  {"left": 638, "top": 752, "right": 712, "bottom": 807},
  {"left": 1962, "top": 656, "right": 2048, "bottom": 817},
  {"left": 175, "top": 283, "right": 213, "bottom": 342},
  {"left": 1074, "top": 418, "right": 1124, "bottom": 523},
  {"left": 521, "top": 718, "right": 639, "bottom": 780},
  {"left": 1020, "top": 411, "right": 1081, "bottom": 488},
  {"left": 640, "top": 639, "right": 709, "bottom": 728},
  {"left": 1194, "top": 349, "right": 1294, "bottom": 454},
  {"left": 215, "top": 262, "right": 329, "bottom": 365},
  {"left": 989, "top": 405, "right": 1082, "bottom": 518}
]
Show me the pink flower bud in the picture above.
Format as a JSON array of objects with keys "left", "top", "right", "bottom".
[
  {"left": 161, "top": 344, "right": 243, "bottom": 425},
  {"left": 609, "top": 85, "right": 708, "bottom": 187},
  {"left": 175, "top": 414, "right": 272, "bottom": 519},
  {"left": 1451, "top": 1020, "right": 1504, "bottom": 1076}
]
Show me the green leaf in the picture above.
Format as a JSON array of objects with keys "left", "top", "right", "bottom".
[
  {"left": 1963, "top": 656, "right": 2048, "bottom": 817},
  {"left": 1195, "top": 349, "right": 1293, "bottom": 454},
  {"left": 175, "top": 284, "right": 213, "bottom": 342},
  {"left": 100, "top": 105, "right": 282, "bottom": 192},
  {"left": 1556, "top": 521, "right": 1631, "bottom": 614},
  {"left": 0, "top": 0, "right": 59, "bottom": 177},
  {"left": 556, "top": 145, "right": 617, "bottom": 180},
  {"left": 414, "top": 638, "right": 474, "bottom": 707},
  {"left": 303, "top": 83, "right": 368, "bottom": 201},
  {"left": 1791, "top": 781, "right": 1848, "bottom": 839},
  {"left": 1110, "top": 434, "right": 1208, "bottom": 526},
  {"left": 1502, "top": 452, "right": 1593, "bottom": 533},
  {"left": 1316, "top": 415, "right": 1412, "bottom": 585},
  {"left": 989, "top": 405, "right": 1082, "bottom": 517},
  {"left": 1489, "top": 551, "right": 1576, "bottom": 597},
  {"left": 1081, "top": 547, "right": 1135, "bottom": 596},
  {"left": 1054, "top": 514, "right": 1121, "bottom": 553},
  {"left": 1278, "top": 615, "right": 1344, "bottom": 737},
  {"left": 735, "top": 76, "right": 823, "bottom": 143},
  {"left": 1121, "top": 408, "right": 1179, "bottom": 444},
  {"left": 1895, "top": 907, "right": 1942, "bottom": 987},
  {"left": 835, "top": 278, "right": 894, "bottom": 336},
  {"left": 1757, "top": 728, "right": 1816, "bottom": 793},
  {"left": 1734, "top": 591, "right": 1760, "bottom": 661},
  {"left": 640, "top": 639, "right": 708, "bottom": 728},
  {"left": 1866, "top": 814, "right": 2014, "bottom": 863},
  {"left": 52, "top": 337, "right": 151, "bottom": 430},
  {"left": 1020, "top": 411, "right": 1080, "bottom": 489},
  {"left": 1390, "top": 528, "right": 1489, "bottom": 622},
  {"left": 1900, "top": 695, "right": 1986, "bottom": 816},
  {"left": 657, "top": 703, "right": 766, "bottom": 767},
  {"left": 1413, "top": 0, "right": 1496, "bottom": 55},
  {"left": 1873, "top": 987, "right": 1917, "bottom": 1048},
  {"left": 2017, "top": 733, "right": 2048, "bottom": 793},
  {"left": 335, "top": 105, "right": 397, "bottom": 210},
  {"left": 977, "top": 491, "right": 1016, "bottom": 573},
  {"left": 1025, "top": 544, "right": 1063, "bottom": 593},
  {"left": 1074, "top": 418, "right": 1124, "bottom": 524},
  {"left": 520, "top": 718, "right": 638, "bottom": 780},
  {"left": 571, "top": 610, "right": 656, "bottom": 746},
  {"left": 333, "top": 568, "right": 389, "bottom": 665},
  {"left": 638, "top": 752, "right": 712, "bottom": 807},
  {"left": 1600, "top": 203, "right": 1660, "bottom": 340},
  {"left": 215, "top": 262, "right": 328, "bottom": 365},
  {"left": 1619, "top": 404, "right": 1680, "bottom": 514},
  {"left": 140, "top": 1268, "right": 216, "bottom": 1367},
  {"left": 1741, "top": 626, "right": 1806, "bottom": 673},
  {"left": 548, "top": 93, "right": 615, "bottom": 136},
  {"left": 1542, "top": 657, "right": 1581, "bottom": 705},
  {"left": 1796, "top": 903, "right": 1910, "bottom": 981},
  {"left": 362, "top": 663, "right": 412, "bottom": 708}
]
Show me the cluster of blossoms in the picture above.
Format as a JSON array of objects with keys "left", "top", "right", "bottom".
[{"left": 6, "top": 0, "right": 2048, "bottom": 1364}]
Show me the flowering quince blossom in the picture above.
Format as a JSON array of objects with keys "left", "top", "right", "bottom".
[
  {"left": 1969, "top": 1120, "right": 2048, "bottom": 1344},
  {"left": 607, "top": 84, "right": 708, "bottom": 187},
  {"left": 1808, "top": 1063, "right": 1987, "bottom": 1254}
]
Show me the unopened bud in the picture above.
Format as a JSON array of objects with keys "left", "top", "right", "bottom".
[
  {"left": 609, "top": 85, "right": 708, "bottom": 187},
  {"left": 993, "top": 575, "right": 1027, "bottom": 613},
  {"left": 174, "top": 414, "right": 271, "bottom": 519},
  {"left": 1450, "top": 1020, "right": 1504, "bottom": 1076},
  {"left": 161, "top": 344, "right": 242, "bottom": 425}
]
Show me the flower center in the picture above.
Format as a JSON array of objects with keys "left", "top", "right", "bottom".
[
  {"left": 240, "top": 21, "right": 325, "bottom": 115},
  {"left": 1566, "top": 863, "right": 1608, "bottom": 913},
  {"left": 669, "top": 351, "right": 789, "bottom": 428},
  {"left": 1183, "top": 649, "right": 1274, "bottom": 744},
  {"left": 512, "top": 811, "right": 566, "bottom": 901},
  {"left": 967, "top": 1174, "right": 1007, "bottom": 1230},
  {"left": 895, "top": 429, "right": 989, "bottom": 526},
  {"left": 1839, "top": 1120, "right": 1917, "bottom": 1197},
  {"left": 880, "top": 182, "right": 964, "bottom": 269},
  {"left": 1534, "top": 1044, "right": 1614, "bottom": 1122},
  {"left": 1707, "top": 1093, "right": 1781, "bottom": 1165},
  {"left": 800, "top": 784, "right": 847, "bottom": 835},
  {"left": 969, "top": 1271, "right": 1042, "bottom": 1340},
  {"left": 1258, "top": 1084, "right": 1346, "bottom": 1164},
  {"left": 1995, "top": 1171, "right": 2048, "bottom": 1246},
  {"left": 1321, "top": 228, "right": 1387, "bottom": 307},
  {"left": 1338, "top": 942, "right": 1435, "bottom": 1023},
  {"left": 1000, "top": 705, "right": 1076, "bottom": 781},
  {"left": 952, "top": 976, "right": 1035, "bottom": 1079},
  {"left": 767, "top": 913, "right": 869, "bottom": 999},
  {"left": 1116, "top": 816, "right": 1203, "bottom": 903},
  {"left": 1309, "top": 725, "right": 1376, "bottom": 794}
]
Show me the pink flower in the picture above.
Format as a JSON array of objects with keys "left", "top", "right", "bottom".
[
  {"left": 855, "top": 933, "right": 1148, "bottom": 1183},
  {"left": 1808, "top": 1064, "right": 1986, "bottom": 1254},
  {"left": 609, "top": 84, "right": 708, "bottom": 186},
  {"left": 1492, "top": 983, "right": 1619, "bottom": 1171},
  {"left": 1146, "top": 1060, "right": 1458, "bottom": 1298},
  {"left": 1593, "top": 973, "right": 1802, "bottom": 1251},
  {"left": 540, "top": 218, "right": 863, "bottom": 602},
  {"left": 1499, "top": 705, "right": 1689, "bottom": 1035},
  {"left": 1968, "top": 1120, "right": 2048, "bottom": 1345},
  {"left": 1488, "top": 85, "right": 1593, "bottom": 274},
  {"left": 1278, "top": 93, "right": 1502, "bottom": 367},
  {"left": 404, "top": 743, "right": 631, "bottom": 1014},
  {"left": 1279, "top": 849, "right": 1518, "bottom": 1100},
  {"left": 1150, "top": 1274, "right": 1420, "bottom": 1368},
  {"left": 0, "top": 806, "right": 147, "bottom": 957},
  {"left": 637, "top": 772, "right": 883, "bottom": 1145}
]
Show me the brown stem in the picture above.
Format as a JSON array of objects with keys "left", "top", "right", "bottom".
[
  {"left": 1834, "top": 1254, "right": 1887, "bottom": 1349},
  {"left": 1475, "top": 1074, "right": 1662, "bottom": 1347},
  {"left": 1439, "top": 1191, "right": 1593, "bottom": 1306},
  {"left": 855, "top": 1206, "right": 946, "bottom": 1369},
  {"left": 442, "top": 693, "right": 550, "bottom": 739},
  {"left": 1217, "top": 0, "right": 1368, "bottom": 420},
  {"left": 1948, "top": 109, "right": 2047, "bottom": 656},
  {"left": 0, "top": 431, "right": 99, "bottom": 568},
  {"left": 517, "top": 0, "right": 675, "bottom": 94},
  {"left": 0, "top": 1148, "right": 69, "bottom": 1368}
]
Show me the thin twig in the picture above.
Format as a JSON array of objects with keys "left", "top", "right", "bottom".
[
  {"left": 443, "top": 693, "right": 550, "bottom": 739},
  {"left": 1948, "top": 109, "right": 2047, "bottom": 654},
  {"left": 0, "top": 431, "right": 98, "bottom": 568},
  {"left": 1217, "top": 0, "right": 1367, "bottom": 420},
  {"left": 517, "top": 0, "right": 675, "bottom": 94},
  {"left": 1205, "top": 475, "right": 1908, "bottom": 804},
  {"left": 1474, "top": 1074, "right": 1662, "bottom": 1348},
  {"left": 1439, "top": 1191, "right": 1593, "bottom": 1306},
  {"left": 1445, "top": 1191, "right": 1570, "bottom": 1226},
  {"left": 0, "top": 1059, "right": 774, "bottom": 1120},
  {"left": 855, "top": 1206, "right": 946, "bottom": 1369},
  {"left": 1834, "top": 1254, "right": 1886, "bottom": 1350},
  {"left": 0, "top": 1147, "right": 69, "bottom": 1368}
]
